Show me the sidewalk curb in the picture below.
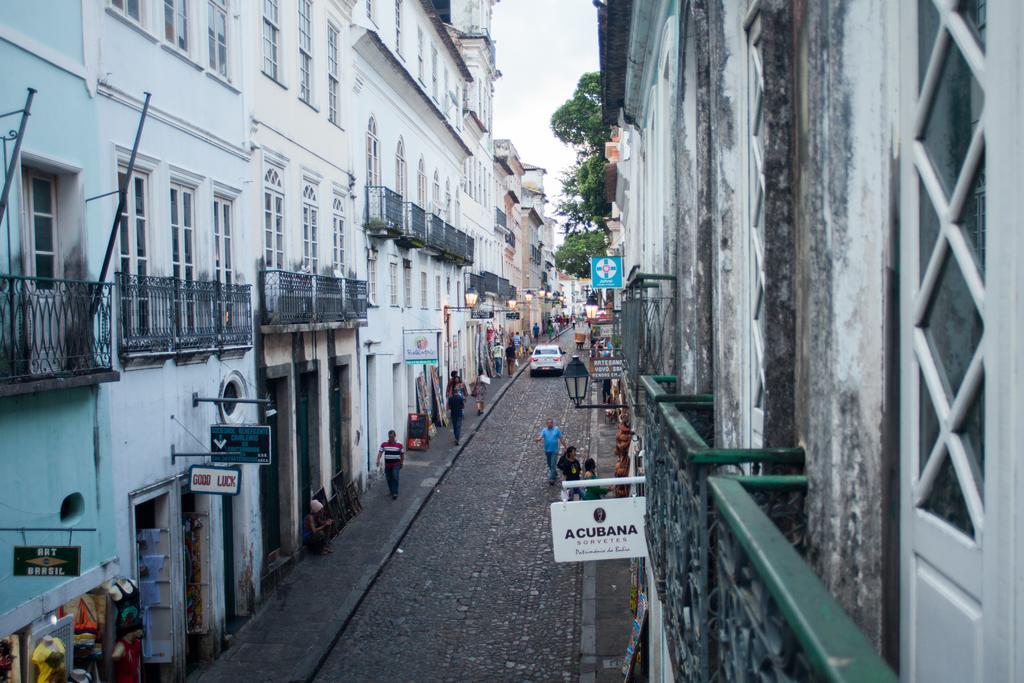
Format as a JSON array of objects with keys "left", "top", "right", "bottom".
[{"left": 302, "top": 349, "right": 540, "bottom": 682}]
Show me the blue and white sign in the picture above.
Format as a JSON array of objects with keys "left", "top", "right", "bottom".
[{"left": 590, "top": 256, "right": 623, "bottom": 290}]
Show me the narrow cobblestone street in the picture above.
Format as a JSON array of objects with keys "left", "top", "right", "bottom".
[{"left": 315, "top": 366, "right": 591, "bottom": 682}]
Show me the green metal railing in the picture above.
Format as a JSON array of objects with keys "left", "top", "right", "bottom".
[
  {"left": 622, "top": 274, "right": 677, "bottom": 402},
  {"left": 639, "top": 375, "right": 893, "bottom": 682}
]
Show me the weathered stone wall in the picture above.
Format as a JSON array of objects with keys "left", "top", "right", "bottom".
[{"left": 790, "top": 0, "right": 897, "bottom": 651}]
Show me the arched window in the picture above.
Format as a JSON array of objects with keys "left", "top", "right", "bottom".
[
  {"left": 417, "top": 157, "right": 427, "bottom": 206},
  {"left": 432, "top": 170, "right": 440, "bottom": 214},
  {"left": 366, "top": 117, "right": 380, "bottom": 186},
  {"left": 395, "top": 138, "right": 407, "bottom": 197},
  {"left": 445, "top": 179, "right": 451, "bottom": 220}
]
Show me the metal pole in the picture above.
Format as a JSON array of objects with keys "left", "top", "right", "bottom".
[
  {"left": 561, "top": 476, "right": 645, "bottom": 489},
  {"left": 97, "top": 92, "right": 151, "bottom": 286},
  {"left": 0, "top": 88, "right": 35, "bottom": 235}
]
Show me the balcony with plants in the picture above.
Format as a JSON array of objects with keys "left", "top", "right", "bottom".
[
  {"left": 364, "top": 185, "right": 405, "bottom": 238},
  {"left": 0, "top": 274, "right": 118, "bottom": 395}
]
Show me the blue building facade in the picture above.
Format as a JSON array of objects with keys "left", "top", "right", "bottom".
[{"left": 0, "top": 0, "right": 120, "bottom": 639}]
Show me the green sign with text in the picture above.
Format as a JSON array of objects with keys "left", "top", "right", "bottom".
[{"left": 13, "top": 546, "right": 81, "bottom": 577}]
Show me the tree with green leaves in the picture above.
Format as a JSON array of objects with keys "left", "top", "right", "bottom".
[
  {"left": 554, "top": 231, "right": 608, "bottom": 279},
  {"left": 550, "top": 72, "right": 611, "bottom": 234}
]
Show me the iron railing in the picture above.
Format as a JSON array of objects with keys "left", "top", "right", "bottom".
[
  {"left": 467, "top": 272, "right": 484, "bottom": 296},
  {"left": 497, "top": 277, "right": 514, "bottom": 302},
  {"left": 0, "top": 274, "right": 113, "bottom": 382},
  {"left": 364, "top": 185, "right": 404, "bottom": 233},
  {"left": 480, "top": 271, "right": 500, "bottom": 296},
  {"left": 261, "top": 270, "right": 367, "bottom": 325},
  {"left": 118, "top": 274, "right": 253, "bottom": 354},
  {"left": 622, "top": 274, "right": 677, "bottom": 399},
  {"left": 427, "top": 213, "right": 447, "bottom": 252},
  {"left": 402, "top": 202, "right": 429, "bottom": 246},
  {"left": 639, "top": 375, "right": 895, "bottom": 682},
  {"left": 495, "top": 207, "right": 507, "bottom": 230},
  {"left": 531, "top": 245, "right": 542, "bottom": 264}
]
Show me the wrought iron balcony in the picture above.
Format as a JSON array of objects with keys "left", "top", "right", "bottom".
[
  {"left": 427, "top": 213, "right": 447, "bottom": 253},
  {"left": 0, "top": 274, "right": 113, "bottom": 382},
  {"left": 480, "top": 271, "right": 500, "bottom": 296},
  {"left": 530, "top": 245, "right": 542, "bottom": 265},
  {"left": 401, "top": 202, "right": 429, "bottom": 248},
  {"left": 467, "top": 272, "right": 484, "bottom": 297},
  {"left": 622, "top": 273, "right": 677, "bottom": 400},
  {"left": 260, "top": 270, "right": 367, "bottom": 326},
  {"left": 118, "top": 274, "right": 253, "bottom": 355},
  {"left": 364, "top": 185, "right": 404, "bottom": 236},
  {"left": 639, "top": 375, "right": 896, "bottom": 682},
  {"left": 495, "top": 207, "right": 507, "bottom": 230}
]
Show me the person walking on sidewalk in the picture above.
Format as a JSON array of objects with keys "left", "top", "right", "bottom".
[
  {"left": 376, "top": 430, "right": 405, "bottom": 500},
  {"left": 505, "top": 341, "right": 516, "bottom": 376},
  {"left": 557, "top": 446, "right": 583, "bottom": 500},
  {"left": 448, "top": 387, "right": 466, "bottom": 445},
  {"left": 492, "top": 341, "right": 504, "bottom": 376},
  {"left": 581, "top": 458, "right": 608, "bottom": 500},
  {"left": 470, "top": 375, "right": 487, "bottom": 415},
  {"left": 533, "top": 322, "right": 540, "bottom": 340},
  {"left": 535, "top": 418, "right": 567, "bottom": 485}
]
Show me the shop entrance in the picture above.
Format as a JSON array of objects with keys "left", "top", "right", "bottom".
[{"left": 329, "top": 364, "right": 351, "bottom": 482}]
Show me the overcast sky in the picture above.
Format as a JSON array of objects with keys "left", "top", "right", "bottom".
[{"left": 492, "top": 0, "right": 600, "bottom": 236}]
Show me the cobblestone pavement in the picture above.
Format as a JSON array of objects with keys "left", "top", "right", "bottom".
[{"left": 315, "top": 367, "right": 591, "bottom": 682}]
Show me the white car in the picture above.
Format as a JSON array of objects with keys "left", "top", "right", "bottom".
[{"left": 529, "top": 345, "right": 567, "bottom": 376}]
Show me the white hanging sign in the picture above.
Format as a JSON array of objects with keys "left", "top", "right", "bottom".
[
  {"left": 549, "top": 497, "right": 647, "bottom": 562},
  {"left": 188, "top": 465, "right": 241, "bottom": 495}
]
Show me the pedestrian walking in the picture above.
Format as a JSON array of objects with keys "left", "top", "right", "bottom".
[
  {"left": 547, "top": 321, "right": 555, "bottom": 340},
  {"left": 470, "top": 375, "right": 487, "bottom": 415},
  {"left": 448, "top": 386, "right": 466, "bottom": 445},
  {"left": 535, "top": 418, "right": 567, "bottom": 485},
  {"left": 492, "top": 341, "right": 504, "bottom": 375},
  {"left": 376, "top": 430, "right": 405, "bottom": 499},
  {"left": 533, "top": 322, "right": 540, "bottom": 339},
  {"left": 505, "top": 341, "right": 516, "bottom": 376},
  {"left": 581, "top": 458, "right": 608, "bottom": 500},
  {"left": 302, "top": 499, "right": 333, "bottom": 555},
  {"left": 446, "top": 370, "right": 462, "bottom": 398},
  {"left": 513, "top": 332, "right": 522, "bottom": 357},
  {"left": 557, "top": 446, "right": 583, "bottom": 500}
]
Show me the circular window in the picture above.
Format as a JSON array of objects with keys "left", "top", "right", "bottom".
[
  {"left": 60, "top": 493, "right": 85, "bottom": 526},
  {"left": 219, "top": 372, "right": 247, "bottom": 423}
]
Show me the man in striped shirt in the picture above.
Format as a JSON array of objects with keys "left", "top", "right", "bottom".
[{"left": 376, "top": 430, "right": 405, "bottom": 500}]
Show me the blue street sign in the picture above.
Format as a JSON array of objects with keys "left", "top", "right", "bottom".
[{"left": 590, "top": 256, "right": 623, "bottom": 289}]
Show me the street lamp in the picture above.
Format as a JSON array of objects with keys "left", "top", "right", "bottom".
[
  {"left": 464, "top": 286, "right": 479, "bottom": 308},
  {"left": 563, "top": 355, "right": 590, "bottom": 408},
  {"left": 507, "top": 297, "right": 518, "bottom": 310},
  {"left": 524, "top": 290, "right": 533, "bottom": 303},
  {"left": 584, "top": 294, "right": 599, "bottom": 320}
]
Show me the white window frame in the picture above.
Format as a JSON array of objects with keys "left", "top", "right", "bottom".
[
  {"left": 367, "top": 249, "right": 378, "bottom": 304},
  {"left": 212, "top": 195, "right": 233, "bottom": 284},
  {"left": 403, "top": 260, "right": 412, "bottom": 307},
  {"left": 432, "top": 170, "right": 440, "bottom": 215},
  {"left": 207, "top": 0, "right": 229, "bottom": 78},
  {"left": 417, "top": 28, "right": 424, "bottom": 82},
  {"left": 431, "top": 46, "right": 438, "bottom": 100},
  {"left": 420, "top": 270, "right": 427, "bottom": 308},
  {"left": 395, "top": 139, "right": 407, "bottom": 198},
  {"left": 435, "top": 274, "right": 441, "bottom": 309},
  {"left": 263, "top": 0, "right": 281, "bottom": 81},
  {"left": 327, "top": 23, "right": 340, "bottom": 125},
  {"left": 263, "top": 165, "right": 285, "bottom": 269},
  {"left": 22, "top": 170, "right": 59, "bottom": 280},
  {"left": 417, "top": 157, "right": 427, "bottom": 206},
  {"left": 331, "top": 195, "right": 346, "bottom": 274},
  {"left": 164, "top": 0, "right": 190, "bottom": 53},
  {"left": 367, "top": 117, "right": 381, "bottom": 186},
  {"left": 118, "top": 166, "right": 150, "bottom": 277},
  {"left": 298, "top": 0, "right": 314, "bottom": 104},
  {"left": 111, "top": 0, "right": 142, "bottom": 25},
  {"left": 302, "top": 181, "right": 319, "bottom": 272},
  {"left": 169, "top": 182, "right": 196, "bottom": 282},
  {"left": 394, "top": 0, "right": 402, "bottom": 53},
  {"left": 389, "top": 261, "right": 399, "bottom": 306}
]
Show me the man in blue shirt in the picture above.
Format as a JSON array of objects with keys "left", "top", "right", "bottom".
[{"left": 535, "top": 418, "right": 567, "bottom": 485}]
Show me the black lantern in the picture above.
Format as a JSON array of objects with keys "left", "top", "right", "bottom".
[
  {"left": 563, "top": 355, "right": 590, "bottom": 408},
  {"left": 464, "top": 286, "right": 479, "bottom": 308},
  {"left": 584, "top": 293, "right": 599, "bottom": 320}
]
